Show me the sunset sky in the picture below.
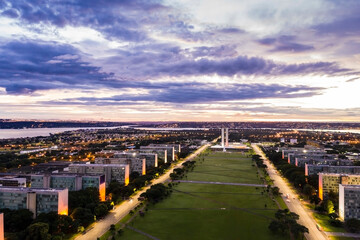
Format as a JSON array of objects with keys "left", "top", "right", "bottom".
[{"left": 0, "top": 0, "right": 359, "bottom": 121}]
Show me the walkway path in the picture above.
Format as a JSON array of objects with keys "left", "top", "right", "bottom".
[
  {"left": 325, "top": 231, "right": 360, "bottom": 238},
  {"left": 126, "top": 226, "right": 160, "bottom": 240},
  {"left": 252, "top": 144, "right": 327, "bottom": 240},
  {"left": 172, "top": 180, "right": 266, "bottom": 187}
]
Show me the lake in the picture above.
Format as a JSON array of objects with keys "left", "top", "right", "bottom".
[{"left": 0, "top": 126, "right": 121, "bottom": 139}]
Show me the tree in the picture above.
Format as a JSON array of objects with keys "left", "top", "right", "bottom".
[
  {"left": 269, "top": 209, "right": 308, "bottom": 238},
  {"left": 25, "top": 222, "right": 51, "bottom": 240},
  {"left": 94, "top": 204, "right": 109, "bottom": 219},
  {"left": 310, "top": 195, "right": 321, "bottom": 205},
  {"left": 110, "top": 224, "right": 115, "bottom": 231},
  {"left": 69, "top": 187, "right": 100, "bottom": 213},
  {"left": 70, "top": 207, "right": 94, "bottom": 227},
  {"left": 271, "top": 187, "right": 280, "bottom": 196},
  {"left": 303, "top": 184, "right": 315, "bottom": 199},
  {"left": 324, "top": 200, "right": 335, "bottom": 214},
  {"left": 1, "top": 208, "right": 34, "bottom": 232}
]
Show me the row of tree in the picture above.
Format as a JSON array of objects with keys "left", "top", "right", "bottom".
[{"left": 269, "top": 209, "right": 309, "bottom": 239}]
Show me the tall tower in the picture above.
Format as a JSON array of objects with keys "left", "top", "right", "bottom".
[
  {"left": 221, "top": 128, "right": 224, "bottom": 147},
  {"left": 225, "top": 128, "right": 229, "bottom": 147}
]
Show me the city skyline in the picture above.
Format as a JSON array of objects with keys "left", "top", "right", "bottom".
[{"left": 0, "top": 0, "right": 359, "bottom": 121}]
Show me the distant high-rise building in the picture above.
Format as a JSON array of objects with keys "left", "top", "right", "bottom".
[
  {"left": 225, "top": 128, "right": 229, "bottom": 147},
  {"left": 221, "top": 128, "right": 224, "bottom": 147}
]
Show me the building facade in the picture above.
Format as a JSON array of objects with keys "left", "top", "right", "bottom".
[
  {"left": 95, "top": 157, "right": 146, "bottom": 176},
  {"left": 69, "top": 164, "right": 129, "bottom": 186},
  {"left": 0, "top": 177, "right": 26, "bottom": 187},
  {"left": 0, "top": 187, "right": 68, "bottom": 217},
  {"left": 305, "top": 164, "right": 360, "bottom": 176},
  {"left": 30, "top": 174, "right": 106, "bottom": 201},
  {"left": 318, "top": 173, "right": 360, "bottom": 200},
  {"left": 339, "top": 184, "right": 360, "bottom": 221},
  {"left": 140, "top": 146, "right": 174, "bottom": 162}
]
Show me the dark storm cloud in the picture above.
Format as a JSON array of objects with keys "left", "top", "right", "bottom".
[{"left": 0, "top": 40, "right": 114, "bottom": 94}]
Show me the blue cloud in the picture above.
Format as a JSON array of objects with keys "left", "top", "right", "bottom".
[
  {"left": 0, "top": 40, "right": 114, "bottom": 94},
  {"left": 0, "top": 0, "right": 167, "bottom": 41},
  {"left": 54, "top": 83, "right": 323, "bottom": 104},
  {"left": 258, "top": 35, "right": 314, "bottom": 52}
]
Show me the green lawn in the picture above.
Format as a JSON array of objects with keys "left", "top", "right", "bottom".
[
  {"left": 313, "top": 212, "right": 346, "bottom": 232},
  {"left": 105, "top": 151, "right": 288, "bottom": 240},
  {"left": 328, "top": 237, "right": 355, "bottom": 240}
]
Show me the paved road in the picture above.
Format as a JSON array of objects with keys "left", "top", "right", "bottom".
[
  {"left": 325, "top": 231, "right": 360, "bottom": 238},
  {"left": 76, "top": 141, "right": 215, "bottom": 240},
  {"left": 252, "top": 144, "right": 327, "bottom": 240},
  {"left": 173, "top": 180, "right": 266, "bottom": 187}
]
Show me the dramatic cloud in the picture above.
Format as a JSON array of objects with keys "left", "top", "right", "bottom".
[
  {"left": 258, "top": 35, "right": 314, "bottom": 52},
  {"left": 47, "top": 83, "right": 323, "bottom": 104},
  {"left": 0, "top": 0, "right": 359, "bottom": 121},
  {"left": 0, "top": 40, "right": 113, "bottom": 94}
]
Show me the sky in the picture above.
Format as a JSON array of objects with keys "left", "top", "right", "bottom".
[{"left": 0, "top": 0, "right": 359, "bottom": 122}]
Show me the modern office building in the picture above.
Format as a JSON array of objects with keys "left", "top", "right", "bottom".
[
  {"left": 305, "top": 164, "right": 360, "bottom": 176},
  {"left": 95, "top": 157, "right": 146, "bottom": 175},
  {"left": 140, "top": 146, "right": 175, "bottom": 162},
  {"left": 281, "top": 148, "right": 327, "bottom": 160},
  {"left": 288, "top": 153, "right": 337, "bottom": 165},
  {"left": 148, "top": 144, "right": 181, "bottom": 153},
  {"left": 69, "top": 164, "right": 129, "bottom": 186},
  {"left": 9, "top": 161, "right": 71, "bottom": 174},
  {"left": 297, "top": 158, "right": 352, "bottom": 168},
  {"left": 339, "top": 184, "right": 360, "bottom": 221},
  {"left": 0, "top": 187, "right": 68, "bottom": 217},
  {"left": 0, "top": 176, "right": 26, "bottom": 187},
  {"left": 318, "top": 173, "right": 360, "bottom": 200},
  {"left": 30, "top": 174, "right": 106, "bottom": 201},
  {"left": 116, "top": 152, "right": 158, "bottom": 168},
  {"left": 139, "top": 148, "right": 168, "bottom": 163}
]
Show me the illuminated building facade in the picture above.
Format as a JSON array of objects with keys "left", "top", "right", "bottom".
[
  {"left": 0, "top": 187, "right": 68, "bottom": 217},
  {"left": 318, "top": 173, "right": 360, "bottom": 200},
  {"left": 0, "top": 213, "right": 3, "bottom": 240},
  {"left": 30, "top": 174, "right": 106, "bottom": 201},
  {"left": 115, "top": 152, "right": 158, "bottom": 167},
  {"left": 95, "top": 157, "right": 146, "bottom": 175},
  {"left": 140, "top": 145, "right": 175, "bottom": 162}
]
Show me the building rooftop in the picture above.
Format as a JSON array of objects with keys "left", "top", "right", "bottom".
[
  {"left": 0, "top": 186, "right": 67, "bottom": 193},
  {"left": 69, "top": 163, "right": 128, "bottom": 167}
]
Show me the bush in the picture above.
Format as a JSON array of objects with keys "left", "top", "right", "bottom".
[
  {"left": 329, "top": 219, "right": 343, "bottom": 228},
  {"left": 110, "top": 224, "right": 115, "bottom": 231},
  {"left": 345, "top": 218, "right": 360, "bottom": 233}
]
